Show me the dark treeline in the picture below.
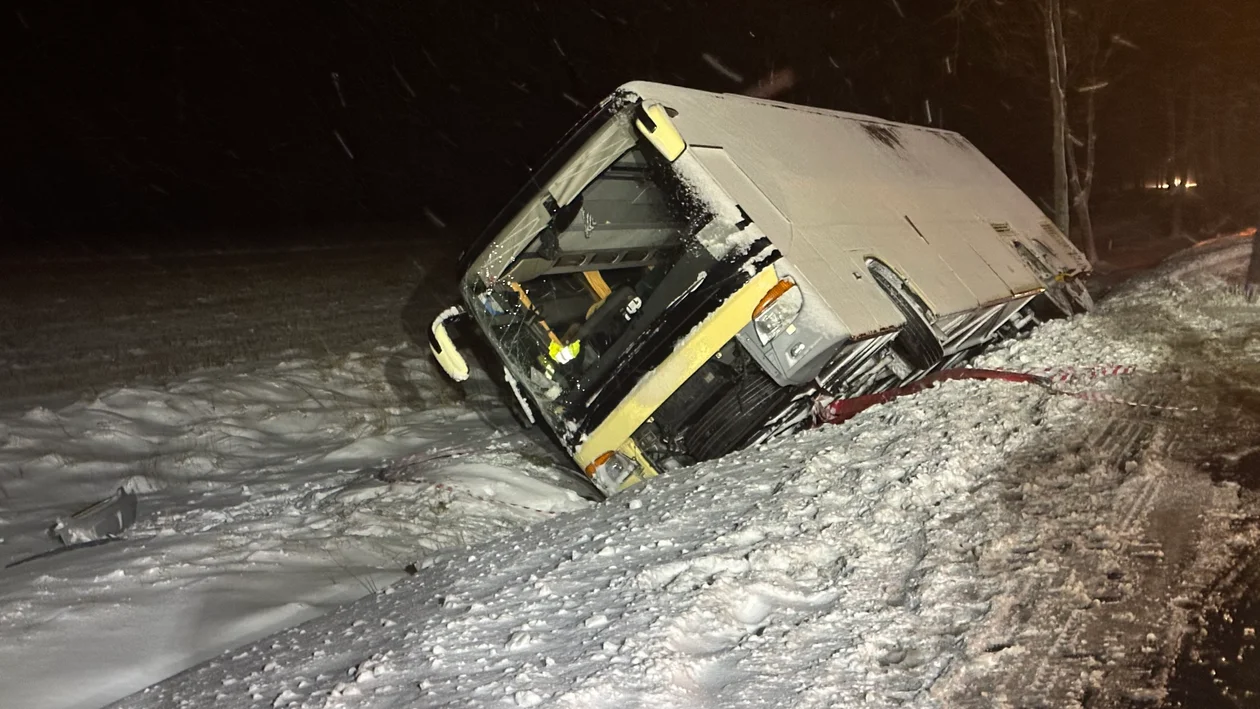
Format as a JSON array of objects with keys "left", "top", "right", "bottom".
[{"left": 3, "top": 0, "right": 1256, "bottom": 241}]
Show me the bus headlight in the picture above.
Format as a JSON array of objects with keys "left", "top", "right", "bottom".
[{"left": 752, "top": 279, "right": 804, "bottom": 345}]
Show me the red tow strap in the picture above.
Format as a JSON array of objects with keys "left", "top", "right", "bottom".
[{"left": 816, "top": 368, "right": 1050, "bottom": 425}]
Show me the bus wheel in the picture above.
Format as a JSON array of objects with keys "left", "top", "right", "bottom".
[{"left": 683, "top": 368, "right": 794, "bottom": 462}]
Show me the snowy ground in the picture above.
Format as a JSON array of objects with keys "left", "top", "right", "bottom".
[
  {"left": 3, "top": 237, "right": 1258, "bottom": 708},
  {"left": 87, "top": 237, "right": 1255, "bottom": 708},
  {"left": 0, "top": 237, "right": 454, "bottom": 407},
  {"left": 0, "top": 350, "right": 593, "bottom": 709},
  {"left": 0, "top": 238, "right": 596, "bottom": 709}
]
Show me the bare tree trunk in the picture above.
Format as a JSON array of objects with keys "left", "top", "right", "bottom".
[
  {"left": 1067, "top": 91, "right": 1100, "bottom": 262},
  {"left": 1247, "top": 232, "right": 1260, "bottom": 302},
  {"left": 1045, "top": 0, "right": 1071, "bottom": 237}
]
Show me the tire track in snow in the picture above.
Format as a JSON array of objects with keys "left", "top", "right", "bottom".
[{"left": 950, "top": 378, "right": 1242, "bottom": 707}]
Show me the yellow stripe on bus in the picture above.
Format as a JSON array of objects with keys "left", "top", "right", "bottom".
[{"left": 575, "top": 266, "right": 779, "bottom": 469}]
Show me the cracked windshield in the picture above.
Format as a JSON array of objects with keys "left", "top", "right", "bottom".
[{"left": 465, "top": 138, "right": 713, "bottom": 424}]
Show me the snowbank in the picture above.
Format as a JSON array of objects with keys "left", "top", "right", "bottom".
[
  {"left": 116, "top": 240, "right": 1260, "bottom": 707},
  {"left": 0, "top": 349, "right": 588, "bottom": 709}
]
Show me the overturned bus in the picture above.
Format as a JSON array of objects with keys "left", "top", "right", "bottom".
[{"left": 431, "top": 81, "right": 1092, "bottom": 497}]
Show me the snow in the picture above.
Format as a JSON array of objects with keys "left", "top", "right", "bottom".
[
  {"left": 0, "top": 349, "right": 589, "bottom": 709},
  {"left": 673, "top": 153, "right": 764, "bottom": 259},
  {"left": 101, "top": 237, "right": 1260, "bottom": 707},
  {"left": 700, "top": 53, "right": 745, "bottom": 84},
  {"left": 4, "top": 237, "right": 1259, "bottom": 708},
  {"left": 503, "top": 369, "right": 536, "bottom": 425}
]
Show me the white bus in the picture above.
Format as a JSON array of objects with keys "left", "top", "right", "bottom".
[{"left": 431, "top": 82, "right": 1091, "bottom": 496}]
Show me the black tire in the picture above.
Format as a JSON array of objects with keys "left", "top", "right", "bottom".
[
  {"left": 746, "top": 391, "right": 815, "bottom": 447},
  {"left": 868, "top": 261, "right": 944, "bottom": 371},
  {"left": 682, "top": 368, "right": 794, "bottom": 462}
]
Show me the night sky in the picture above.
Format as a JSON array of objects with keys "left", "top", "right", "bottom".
[{"left": 4, "top": 0, "right": 1258, "bottom": 242}]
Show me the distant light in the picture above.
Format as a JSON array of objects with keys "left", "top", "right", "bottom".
[{"left": 1143, "top": 177, "right": 1197, "bottom": 190}]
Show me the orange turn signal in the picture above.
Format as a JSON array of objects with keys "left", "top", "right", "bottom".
[
  {"left": 752, "top": 279, "right": 796, "bottom": 319},
  {"left": 584, "top": 451, "right": 616, "bottom": 478}
]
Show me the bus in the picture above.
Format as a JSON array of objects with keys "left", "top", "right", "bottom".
[{"left": 430, "top": 82, "right": 1091, "bottom": 496}]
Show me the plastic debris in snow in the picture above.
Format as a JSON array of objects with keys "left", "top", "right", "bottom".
[{"left": 52, "top": 487, "right": 138, "bottom": 545}]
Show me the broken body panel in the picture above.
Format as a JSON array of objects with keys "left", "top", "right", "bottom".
[{"left": 433, "top": 82, "right": 1090, "bottom": 496}]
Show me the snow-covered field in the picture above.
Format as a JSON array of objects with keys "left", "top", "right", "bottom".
[
  {"left": 0, "top": 238, "right": 453, "bottom": 407},
  {"left": 0, "top": 239, "right": 594, "bottom": 709},
  {"left": 0, "top": 349, "right": 593, "bottom": 709},
  {"left": 3, "top": 237, "right": 1259, "bottom": 708}
]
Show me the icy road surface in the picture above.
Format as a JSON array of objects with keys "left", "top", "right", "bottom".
[{"left": 98, "top": 238, "right": 1259, "bottom": 709}]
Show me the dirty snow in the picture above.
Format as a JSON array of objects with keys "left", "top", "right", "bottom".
[{"left": 95, "top": 237, "right": 1260, "bottom": 708}]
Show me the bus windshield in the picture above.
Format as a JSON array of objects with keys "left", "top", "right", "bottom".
[{"left": 463, "top": 136, "right": 715, "bottom": 430}]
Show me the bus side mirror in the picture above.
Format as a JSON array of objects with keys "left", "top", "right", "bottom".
[{"left": 429, "top": 306, "right": 470, "bottom": 382}]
